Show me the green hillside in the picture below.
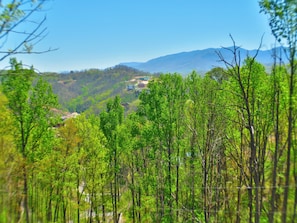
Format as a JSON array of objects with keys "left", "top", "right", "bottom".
[{"left": 44, "top": 65, "right": 155, "bottom": 114}]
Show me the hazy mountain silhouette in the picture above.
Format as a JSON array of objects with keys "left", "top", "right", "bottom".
[{"left": 121, "top": 47, "right": 287, "bottom": 75}]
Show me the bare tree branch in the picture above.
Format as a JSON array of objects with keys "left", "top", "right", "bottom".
[{"left": 0, "top": 0, "right": 55, "bottom": 62}]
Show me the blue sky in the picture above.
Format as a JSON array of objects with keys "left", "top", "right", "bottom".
[{"left": 2, "top": 0, "right": 276, "bottom": 72}]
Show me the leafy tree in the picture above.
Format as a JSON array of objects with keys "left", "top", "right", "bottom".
[
  {"left": 0, "top": 90, "right": 19, "bottom": 222},
  {"left": 205, "top": 67, "right": 228, "bottom": 83},
  {"left": 74, "top": 114, "right": 108, "bottom": 223},
  {"left": 185, "top": 71, "right": 228, "bottom": 223},
  {"left": 218, "top": 40, "right": 275, "bottom": 223},
  {"left": 1, "top": 59, "right": 58, "bottom": 222},
  {"left": 100, "top": 96, "right": 124, "bottom": 223},
  {"left": 139, "top": 73, "right": 187, "bottom": 222},
  {"left": 259, "top": 1, "right": 297, "bottom": 222},
  {"left": 268, "top": 62, "right": 289, "bottom": 223}
]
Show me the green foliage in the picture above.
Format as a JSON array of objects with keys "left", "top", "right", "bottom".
[
  {"left": 0, "top": 59, "right": 59, "bottom": 222},
  {"left": 260, "top": 1, "right": 297, "bottom": 222},
  {"left": 259, "top": 0, "right": 297, "bottom": 45},
  {"left": 2, "top": 59, "right": 58, "bottom": 158},
  {"left": 1, "top": 59, "right": 297, "bottom": 222},
  {"left": 1, "top": 2, "right": 297, "bottom": 221}
]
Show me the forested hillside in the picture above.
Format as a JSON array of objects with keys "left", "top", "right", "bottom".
[{"left": 43, "top": 65, "right": 154, "bottom": 114}]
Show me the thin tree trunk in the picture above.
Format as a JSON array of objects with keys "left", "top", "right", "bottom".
[
  {"left": 137, "top": 186, "right": 141, "bottom": 223},
  {"left": 293, "top": 166, "right": 297, "bottom": 223},
  {"left": 167, "top": 139, "right": 173, "bottom": 223},
  {"left": 203, "top": 155, "right": 209, "bottom": 223},
  {"left": 236, "top": 127, "right": 244, "bottom": 223},
  {"left": 77, "top": 175, "right": 80, "bottom": 223},
  {"left": 131, "top": 158, "right": 136, "bottom": 223},
  {"left": 101, "top": 181, "right": 106, "bottom": 223},
  {"left": 47, "top": 186, "right": 53, "bottom": 222},
  {"left": 23, "top": 165, "right": 30, "bottom": 223},
  {"left": 176, "top": 145, "right": 180, "bottom": 222},
  {"left": 282, "top": 58, "right": 294, "bottom": 223},
  {"left": 269, "top": 88, "right": 280, "bottom": 223}
]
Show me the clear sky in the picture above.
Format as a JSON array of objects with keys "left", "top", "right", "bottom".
[{"left": 2, "top": 0, "right": 276, "bottom": 72}]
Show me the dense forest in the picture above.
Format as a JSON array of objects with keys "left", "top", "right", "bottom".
[
  {"left": 1, "top": 0, "right": 297, "bottom": 223},
  {"left": 1, "top": 46, "right": 297, "bottom": 223}
]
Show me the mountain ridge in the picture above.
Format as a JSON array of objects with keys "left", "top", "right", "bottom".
[{"left": 120, "top": 46, "right": 286, "bottom": 75}]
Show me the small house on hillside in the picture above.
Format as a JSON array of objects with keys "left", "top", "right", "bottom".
[
  {"left": 61, "top": 112, "right": 80, "bottom": 121},
  {"left": 127, "top": 84, "right": 135, "bottom": 91},
  {"left": 139, "top": 76, "right": 150, "bottom": 81}
]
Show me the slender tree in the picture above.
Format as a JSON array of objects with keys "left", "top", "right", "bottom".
[
  {"left": 139, "top": 73, "right": 186, "bottom": 222},
  {"left": 259, "top": 1, "right": 297, "bottom": 222},
  {"left": 1, "top": 59, "right": 58, "bottom": 222},
  {"left": 100, "top": 96, "right": 124, "bottom": 223},
  {"left": 217, "top": 40, "right": 273, "bottom": 223},
  {"left": 0, "top": 90, "right": 19, "bottom": 222}
]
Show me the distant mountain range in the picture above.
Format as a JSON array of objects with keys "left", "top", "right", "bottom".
[{"left": 121, "top": 47, "right": 287, "bottom": 75}]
